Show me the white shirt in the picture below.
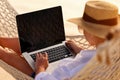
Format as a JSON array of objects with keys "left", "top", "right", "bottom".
[{"left": 35, "top": 50, "right": 96, "bottom": 80}]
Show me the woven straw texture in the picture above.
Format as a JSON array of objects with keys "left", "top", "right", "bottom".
[
  {"left": 72, "top": 30, "right": 120, "bottom": 80},
  {"left": 0, "top": 0, "right": 18, "bottom": 38}
]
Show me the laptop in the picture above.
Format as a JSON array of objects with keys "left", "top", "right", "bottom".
[{"left": 16, "top": 6, "right": 73, "bottom": 70}]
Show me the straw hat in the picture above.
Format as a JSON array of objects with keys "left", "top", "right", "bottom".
[{"left": 68, "top": 1, "right": 120, "bottom": 39}]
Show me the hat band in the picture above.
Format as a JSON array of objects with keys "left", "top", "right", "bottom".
[{"left": 83, "top": 13, "right": 117, "bottom": 26}]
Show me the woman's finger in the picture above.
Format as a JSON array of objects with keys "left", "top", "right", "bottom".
[
  {"left": 44, "top": 52, "right": 48, "bottom": 59},
  {"left": 42, "top": 52, "right": 48, "bottom": 59},
  {"left": 36, "top": 53, "right": 42, "bottom": 60},
  {"left": 36, "top": 53, "right": 39, "bottom": 61}
]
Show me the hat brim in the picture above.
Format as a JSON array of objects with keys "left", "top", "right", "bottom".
[{"left": 68, "top": 15, "right": 120, "bottom": 39}]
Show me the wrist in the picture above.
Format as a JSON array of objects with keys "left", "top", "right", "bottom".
[{"left": 35, "top": 67, "right": 46, "bottom": 75}]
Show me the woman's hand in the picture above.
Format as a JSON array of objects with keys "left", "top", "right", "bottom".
[
  {"left": 35, "top": 53, "right": 49, "bottom": 75},
  {"left": 66, "top": 40, "right": 83, "bottom": 55}
]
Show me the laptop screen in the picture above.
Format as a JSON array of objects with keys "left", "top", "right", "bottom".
[{"left": 16, "top": 6, "right": 65, "bottom": 53}]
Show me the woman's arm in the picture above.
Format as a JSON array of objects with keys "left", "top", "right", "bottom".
[{"left": 35, "top": 53, "right": 58, "bottom": 80}]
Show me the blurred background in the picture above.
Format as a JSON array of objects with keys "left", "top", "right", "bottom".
[
  {"left": 6, "top": 0, "right": 120, "bottom": 36},
  {"left": 7, "top": 0, "right": 120, "bottom": 20}
]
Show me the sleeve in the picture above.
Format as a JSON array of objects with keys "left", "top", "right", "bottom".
[
  {"left": 35, "top": 72, "right": 58, "bottom": 80},
  {"left": 35, "top": 50, "right": 96, "bottom": 80},
  {"left": 52, "top": 50, "right": 97, "bottom": 79},
  {"left": 58, "top": 50, "right": 96, "bottom": 77}
]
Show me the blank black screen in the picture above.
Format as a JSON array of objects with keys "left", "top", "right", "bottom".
[{"left": 16, "top": 6, "right": 65, "bottom": 53}]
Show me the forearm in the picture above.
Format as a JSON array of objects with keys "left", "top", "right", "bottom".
[{"left": 35, "top": 67, "right": 46, "bottom": 75}]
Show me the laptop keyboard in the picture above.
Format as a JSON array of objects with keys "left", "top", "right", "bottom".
[{"left": 30, "top": 45, "right": 72, "bottom": 63}]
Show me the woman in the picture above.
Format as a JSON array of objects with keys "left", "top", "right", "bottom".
[{"left": 35, "top": 1, "right": 120, "bottom": 80}]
